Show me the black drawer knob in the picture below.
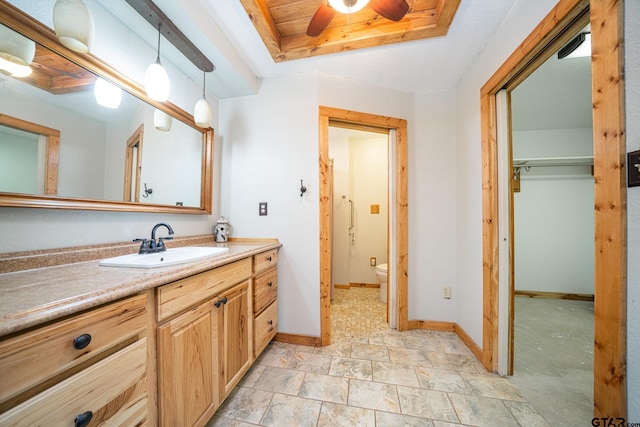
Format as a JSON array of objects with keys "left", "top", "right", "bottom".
[
  {"left": 267, "top": 256, "right": 272, "bottom": 262},
  {"left": 72, "top": 333, "right": 92, "bottom": 350},
  {"left": 74, "top": 411, "right": 93, "bottom": 427},
  {"left": 267, "top": 282, "right": 273, "bottom": 287},
  {"left": 268, "top": 319, "right": 273, "bottom": 325}
]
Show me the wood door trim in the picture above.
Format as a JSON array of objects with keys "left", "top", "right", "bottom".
[
  {"left": 480, "top": 0, "right": 626, "bottom": 418},
  {"left": 318, "top": 107, "right": 408, "bottom": 345}
]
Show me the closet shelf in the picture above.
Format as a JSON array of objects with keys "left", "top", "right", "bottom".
[{"left": 513, "top": 156, "right": 593, "bottom": 168}]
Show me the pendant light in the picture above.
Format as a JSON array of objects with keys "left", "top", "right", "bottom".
[
  {"left": 94, "top": 78, "right": 122, "bottom": 108},
  {"left": 154, "top": 108, "right": 172, "bottom": 132},
  {"left": 53, "top": 0, "right": 95, "bottom": 53},
  {"left": 145, "top": 23, "right": 170, "bottom": 102},
  {"left": 0, "top": 23, "right": 35, "bottom": 77},
  {"left": 328, "top": 0, "right": 370, "bottom": 14},
  {"left": 194, "top": 70, "right": 211, "bottom": 129}
]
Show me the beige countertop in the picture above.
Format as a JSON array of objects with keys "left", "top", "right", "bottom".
[{"left": 0, "top": 239, "right": 281, "bottom": 337}]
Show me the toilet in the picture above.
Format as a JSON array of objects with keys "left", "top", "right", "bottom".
[{"left": 375, "top": 263, "right": 388, "bottom": 303}]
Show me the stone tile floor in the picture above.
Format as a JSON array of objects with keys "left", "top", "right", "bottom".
[
  {"left": 330, "top": 287, "right": 388, "bottom": 342},
  {"left": 207, "top": 330, "right": 550, "bottom": 426}
]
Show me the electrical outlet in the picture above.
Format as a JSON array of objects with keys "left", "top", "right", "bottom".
[
  {"left": 259, "top": 202, "right": 268, "bottom": 216},
  {"left": 442, "top": 286, "right": 451, "bottom": 299},
  {"left": 370, "top": 257, "right": 377, "bottom": 266}
]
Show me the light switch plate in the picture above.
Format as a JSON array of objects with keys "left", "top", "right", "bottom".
[{"left": 628, "top": 150, "right": 640, "bottom": 187}]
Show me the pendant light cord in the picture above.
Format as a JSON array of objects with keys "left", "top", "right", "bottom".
[
  {"left": 155, "top": 23, "right": 162, "bottom": 64},
  {"left": 202, "top": 69, "right": 206, "bottom": 99}
]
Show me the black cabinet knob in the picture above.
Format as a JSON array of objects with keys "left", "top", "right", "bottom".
[
  {"left": 221, "top": 297, "right": 228, "bottom": 305},
  {"left": 267, "top": 282, "right": 273, "bottom": 287},
  {"left": 72, "top": 333, "right": 92, "bottom": 350},
  {"left": 267, "top": 256, "right": 272, "bottom": 262},
  {"left": 214, "top": 300, "right": 222, "bottom": 308},
  {"left": 74, "top": 411, "right": 93, "bottom": 427},
  {"left": 268, "top": 319, "right": 273, "bottom": 325}
]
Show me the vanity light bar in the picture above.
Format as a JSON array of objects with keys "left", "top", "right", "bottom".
[{"left": 124, "top": 0, "right": 215, "bottom": 73}]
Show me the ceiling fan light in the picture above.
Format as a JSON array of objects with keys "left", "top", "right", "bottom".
[
  {"left": 0, "top": 23, "right": 36, "bottom": 72},
  {"left": 194, "top": 97, "right": 212, "bottom": 128},
  {"left": 94, "top": 77, "right": 122, "bottom": 108},
  {"left": 328, "top": 0, "right": 370, "bottom": 14},
  {"left": 154, "top": 108, "right": 172, "bottom": 131},
  {"left": 145, "top": 60, "right": 170, "bottom": 101},
  {"left": 53, "top": 0, "right": 95, "bottom": 53}
]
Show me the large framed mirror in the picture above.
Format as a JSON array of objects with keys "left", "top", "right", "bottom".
[{"left": 0, "top": 1, "right": 213, "bottom": 214}]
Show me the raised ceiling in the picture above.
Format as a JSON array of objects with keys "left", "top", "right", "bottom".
[{"left": 239, "top": 0, "right": 461, "bottom": 62}]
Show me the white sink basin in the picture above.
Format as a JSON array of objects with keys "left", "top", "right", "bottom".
[{"left": 99, "top": 246, "right": 229, "bottom": 268}]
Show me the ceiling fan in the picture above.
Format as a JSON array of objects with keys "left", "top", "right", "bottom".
[{"left": 306, "top": 0, "right": 410, "bottom": 37}]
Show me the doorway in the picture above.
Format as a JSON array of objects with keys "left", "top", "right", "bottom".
[
  {"left": 318, "top": 106, "right": 408, "bottom": 346},
  {"left": 501, "top": 23, "right": 595, "bottom": 423},
  {"left": 481, "top": 0, "right": 627, "bottom": 418},
  {"left": 329, "top": 125, "right": 390, "bottom": 341}
]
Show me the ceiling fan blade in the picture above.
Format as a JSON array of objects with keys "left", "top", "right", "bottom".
[
  {"left": 369, "top": 0, "right": 410, "bottom": 21},
  {"left": 306, "top": 2, "right": 336, "bottom": 37}
]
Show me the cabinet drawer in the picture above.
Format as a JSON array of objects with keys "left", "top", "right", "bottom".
[
  {"left": 0, "top": 338, "right": 148, "bottom": 426},
  {"left": 0, "top": 294, "right": 146, "bottom": 407},
  {"left": 254, "top": 268, "right": 277, "bottom": 315},
  {"left": 254, "top": 249, "right": 277, "bottom": 275},
  {"left": 157, "top": 258, "right": 251, "bottom": 321},
  {"left": 254, "top": 301, "right": 277, "bottom": 357}
]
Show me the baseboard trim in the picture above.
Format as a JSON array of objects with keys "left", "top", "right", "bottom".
[
  {"left": 408, "top": 320, "right": 483, "bottom": 363},
  {"left": 453, "top": 323, "right": 483, "bottom": 362},
  {"left": 274, "top": 332, "right": 321, "bottom": 347},
  {"left": 334, "top": 283, "right": 380, "bottom": 289},
  {"left": 515, "top": 290, "right": 594, "bottom": 301},
  {"left": 408, "top": 320, "right": 455, "bottom": 332}
]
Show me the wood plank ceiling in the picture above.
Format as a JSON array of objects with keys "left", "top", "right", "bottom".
[
  {"left": 239, "top": 0, "right": 461, "bottom": 62},
  {"left": 20, "top": 44, "right": 95, "bottom": 94}
]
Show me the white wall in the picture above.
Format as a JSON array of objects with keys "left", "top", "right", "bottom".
[
  {"left": 454, "top": 0, "right": 562, "bottom": 345},
  {"left": 329, "top": 132, "right": 351, "bottom": 288},
  {"left": 514, "top": 169, "right": 594, "bottom": 294},
  {"left": 411, "top": 90, "right": 458, "bottom": 322},
  {"left": 349, "top": 136, "right": 388, "bottom": 284},
  {"left": 330, "top": 133, "right": 388, "bottom": 286},
  {"left": 219, "top": 73, "right": 461, "bottom": 335},
  {"left": 513, "top": 128, "right": 594, "bottom": 295},
  {"left": 0, "top": 130, "right": 38, "bottom": 193},
  {"left": 625, "top": 0, "right": 640, "bottom": 418}
]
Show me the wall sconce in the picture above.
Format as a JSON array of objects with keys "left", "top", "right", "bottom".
[
  {"left": 94, "top": 77, "right": 122, "bottom": 108},
  {"left": 0, "top": 23, "right": 35, "bottom": 77},
  {"left": 144, "top": 23, "right": 170, "bottom": 102},
  {"left": 154, "top": 108, "right": 172, "bottom": 131},
  {"left": 53, "top": 0, "right": 95, "bottom": 53},
  {"left": 194, "top": 70, "right": 212, "bottom": 128}
]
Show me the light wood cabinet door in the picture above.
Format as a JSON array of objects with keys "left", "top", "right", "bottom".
[
  {"left": 219, "top": 281, "right": 250, "bottom": 397},
  {"left": 157, "top": 301, "right": 219, "bottom": 427}
]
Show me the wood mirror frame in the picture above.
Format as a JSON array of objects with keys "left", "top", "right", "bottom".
[{"left": 0, "top": 1, "right": 213, "bottom": 214}]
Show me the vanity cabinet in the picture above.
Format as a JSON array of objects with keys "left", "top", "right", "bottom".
[
  {"left": 0, "top": 294, "right": 149, "bottom": 426},
  {"left": 156, "top": 259, "right": 252, "bottom": 427},
  {"left": 253, "top": 249, "right": 278, "bottom": 357}
]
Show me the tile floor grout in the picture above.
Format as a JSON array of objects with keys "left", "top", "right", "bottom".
[{"left": 207, "top": 288, "right": 551, "bottom": 427}]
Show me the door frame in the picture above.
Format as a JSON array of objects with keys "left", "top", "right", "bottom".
[
  {"left": 319, "top": 106, "right": 408, "bottom": 345},
  {"left": 481, "top": 0, "right": 626, "bottom": 418}
]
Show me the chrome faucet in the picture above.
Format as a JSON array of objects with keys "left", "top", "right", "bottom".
[{"left": 134, "top": 223, "right": 174, "bottom": 254}]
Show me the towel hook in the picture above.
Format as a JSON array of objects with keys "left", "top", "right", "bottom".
[{"left": 300, "top": 179, "right": 307, "bottom": 197}]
